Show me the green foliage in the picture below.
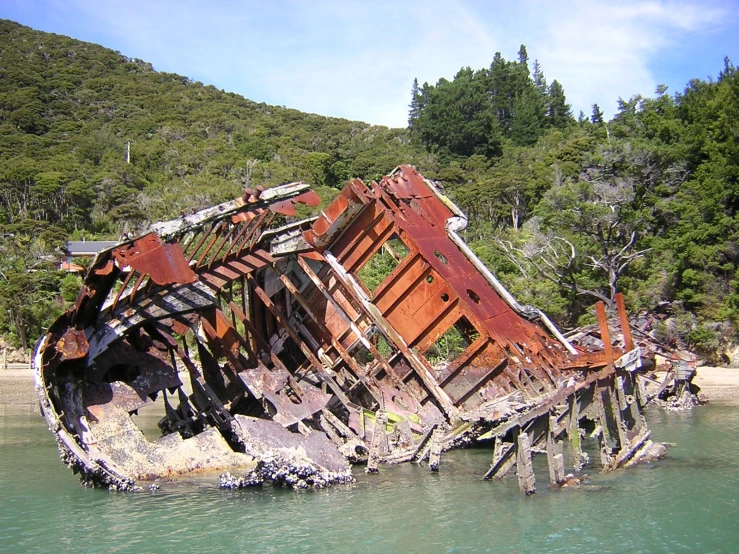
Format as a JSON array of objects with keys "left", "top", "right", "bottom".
[
  {"left": 0, "top": 19, "right": 428, "bottom": 237},
  {"left": 356, "top": 238, "right": 409, "bottom": 292},
  {"left": 424, "top": 325, "right": 469, "bottom": 365},
  {"left": 0, "top": 19, "right": 435, "bottom": 347},
  {"left": 2, "top": 18, "right": 739, "bottom": 356},
  {"left": 409, "top": 47, "right": 574, "bottom": 158},
  {"left": 60, "top": 274, "right": 83, "bottom": 302},
  {"left": 410, "top": 68, "right": 502, "bottom": 159},
  {"left": 687, "top": 325, "right": 718, "bottom": 353},
  {"left": 411, "top": 47, "right": 739, "bottom": 345},
  {"left": 0, "top": 227, "right": 68, "bottom": 350}
]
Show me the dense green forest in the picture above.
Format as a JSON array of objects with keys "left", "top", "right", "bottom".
[
  {"left": 1, "top": 19, "right": 738, "bottom": 361},
  {"left": 0, "top": 19, "right": 429, "bottom": 351},
  {"left": 409, "top": 47, "right": 739, "bottom": 361}
]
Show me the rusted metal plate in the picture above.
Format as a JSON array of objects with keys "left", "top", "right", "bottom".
[
  {"left": 268, "top": 189, "right": 321, "bottom": 216},
  {"left": 113, "top": 233, "right": 197, "bottom": 286},
  {"left": 238, "top": 365, "right": 331, "bottom": 427}
]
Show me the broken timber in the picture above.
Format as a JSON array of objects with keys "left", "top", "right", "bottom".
[{"left": 34, "top": 165, "right": 666, "bottom": 493}]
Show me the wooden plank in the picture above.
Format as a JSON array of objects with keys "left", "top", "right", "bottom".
[
  {"left": 483, "top": 436, "right": 516, "bottom": 480},
  {"left": 428, "top": 422, "right": 448, "bottom": 472},
  {"left": 595, "top": 301, "right": 613, "bottom": 363},
  {"left": 322, "top": 251, "right": 458, "bottom": 416},
  {"left": 516, "top": 432, "right": 536, "bottom": 494},
  {"left": 366, "top": 410, "right": 388, "bottom": 473},
  {"left": 547, "top": 416, "right": 565, "bottom": 485}
]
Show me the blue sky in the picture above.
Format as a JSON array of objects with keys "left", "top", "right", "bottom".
[{"left": 2, "top": 0, "right": 737, "bottom": 127}]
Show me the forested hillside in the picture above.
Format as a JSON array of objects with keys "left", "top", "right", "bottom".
[
  {"left": 1, "top": 18, "right": 738, "bottom": 362},
  {"left": 409, "top": 48, "right": 739, "bottom": 361},
  {"left": 0, "top": 19, "right": 429, "bottom": 351}
]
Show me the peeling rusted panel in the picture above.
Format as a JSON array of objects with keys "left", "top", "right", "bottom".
[
  {"left": 34, "top": 165, "right": 659, "bottom": 493},
  {"left": 113, "top": 233, "right": 197, "bottom": 286},
  {"left": 268, "top": 189, "right": 321, "bottom": 216}
]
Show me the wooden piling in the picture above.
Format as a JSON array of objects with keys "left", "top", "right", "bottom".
[
  {"left": 547, "top": 416, "right": 565, "bottom": 486},
  {"left": 428, "top": 422, "right": 448, "bottom": 472},
  {"left": 516, "top": 432, "right": 536, "bottom": 494},
  {"left": 366, "top": 410, "right": 387, "bottom": 474},
  {"left": 567, "top": 393, "right": 585, "bottom": 471},
  {"left": 594, "top": 384, "right": 614, "bottom": 467},
  {"left": 483, "top": 436, "right": 515, "bottom": 480}
]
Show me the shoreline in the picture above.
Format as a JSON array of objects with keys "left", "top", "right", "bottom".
[
  {"left": 2, "top": 366, "right": 738, "bottom": 406},
  {"left": 691, "top": 366, "right": 739, "bottom": 402},
  {"left": 0, "top": 369, "right": 38, "bottom": 406},
  {"left": 0, "top": 366, "right": 739, "bottom": 406}
]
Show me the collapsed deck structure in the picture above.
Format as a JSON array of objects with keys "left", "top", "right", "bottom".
[{"left": 34, "top": 166, "right": 664, "bottom": 493}]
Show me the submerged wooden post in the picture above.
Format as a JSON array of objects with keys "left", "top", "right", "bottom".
[
  {"left": 483, "top": 435, "right": 516, "bottom": 480},
  {"left": 429, "top": 422, "right": 448, "bottom": 472},
  {"left": 568, "top": 392, "right": 585, "bottom": 471},
  {"left": 607, "top": 382, "right": 628, "bottom": 451},
  {"left": 516, "top": 432, "right": 536, "bottom": 494},
  {"left": 411, "top": 424, "right": 436, "bottom": 464},
  {"left": 366, "top": 410, "right": 387, "bottom": 474},
  {"left": 595, "top": 384, "right": 615, "bottom": 467},
  {"left": 618, "top": 372, "right": 645, "bottom": 433},
  {"left": 547, "top": 416, "right": 565, "bottom": 486}
]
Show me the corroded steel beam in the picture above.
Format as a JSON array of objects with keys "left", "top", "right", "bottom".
[{"left": 34, "top": 165, "right": 664, "bottom": 492}]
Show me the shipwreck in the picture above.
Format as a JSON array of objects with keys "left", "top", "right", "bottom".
[{"left": 34, "top": 165, "right": 666, "bottom": 493}]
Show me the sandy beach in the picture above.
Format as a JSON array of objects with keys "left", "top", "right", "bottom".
[
  {"left": 0, "top": 370, "right": 38, "bottom": 405},
  {"left": 692, "top": 366, "right": 739, "bottom": 402},
  {"left": 2, "top": 366, "right": 738, "bottom": 406}
]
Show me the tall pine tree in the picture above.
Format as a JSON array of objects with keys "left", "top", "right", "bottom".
[
  {"left": 591, "top": 103, "right": 604, "bottom": 124},
  {"left": 546, "top": 80, "right": 573, "bottom": 128},
  {"left": 408, "top": 77, "right": 422, "bottom": 129}
]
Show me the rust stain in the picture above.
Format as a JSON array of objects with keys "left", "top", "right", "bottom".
[{"left": 113, "top": 233, "right": 197, "bottom": 286}]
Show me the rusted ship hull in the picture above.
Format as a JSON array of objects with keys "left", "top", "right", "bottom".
[{"left": 34, "top": 166, "right": 663, "bottom": 492}]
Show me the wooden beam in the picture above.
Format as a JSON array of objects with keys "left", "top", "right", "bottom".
[
  {"left": 615, "top": 292, "right": 634, "bottom": 351},
  {"left": 296, "top": 255, "right": 415, "bottom": 397},
  {"left": 596, "top": 301, "right": 613, "bottom": 363},
  {"left": 516, "top": 432, "right": 536, "bottom": 494},
  {"left": 321, "top": 251, "right": 458, "bottom": 416},
  {"left": 247, "top": 274, "right": 352, "bottom": 408}
]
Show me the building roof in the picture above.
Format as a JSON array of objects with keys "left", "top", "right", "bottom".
[{"left": 64, "top": 241, "right": 119, "bottom": 256}]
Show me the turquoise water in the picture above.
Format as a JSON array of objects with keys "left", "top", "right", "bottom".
[{"left": 1, "top": 402, "right": 738, "bottom": 553}]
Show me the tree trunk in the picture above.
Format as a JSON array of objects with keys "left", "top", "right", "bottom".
[{"left": 10, "top": 308, "right": 27, "bottom": 352}]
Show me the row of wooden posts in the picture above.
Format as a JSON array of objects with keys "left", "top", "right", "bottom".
[
  {"left": 484, "top": 295, "right": 648, "bottom": 494},
  {"left": 483, "top": 368, "right": 649, "bottom": 494}
]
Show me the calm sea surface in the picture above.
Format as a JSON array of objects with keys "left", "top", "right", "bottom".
[{"left": 1, "top": 401, "right": 738, "bottom": 553}]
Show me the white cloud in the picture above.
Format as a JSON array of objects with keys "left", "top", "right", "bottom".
[
  {"left": 3, "top": 0, "right": 735, "bottom": 126},
  {"left": 520, "top": 0, "right": 730, "bottom": 118}
]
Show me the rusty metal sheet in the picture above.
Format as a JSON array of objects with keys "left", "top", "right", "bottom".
[
  {"left": 238, "top": 365, "right": 331, "bottom": 427},
  {"left": 268, "top": 189, "right": 321, "bottom": 216},
  {"left": 303, "top": 180, "right": 371, "bottom": 250},
  {"left": 113, "top": 233, "right": 197, "bottom": 286}
]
